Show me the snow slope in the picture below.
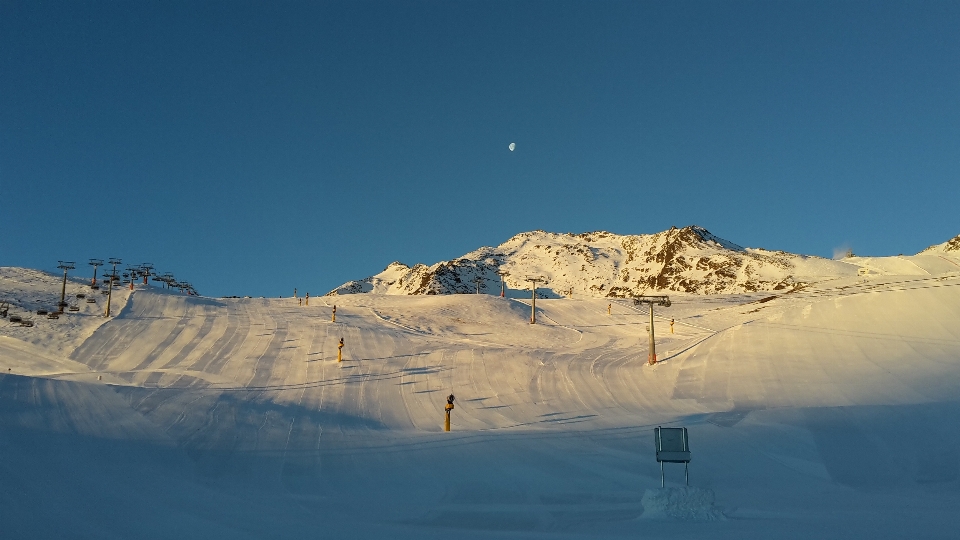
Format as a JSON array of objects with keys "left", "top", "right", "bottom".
[
  {"left": 0, "top": 267, "right": 132, "bottom": 360},
  {"left": 2, "top": 259, "right": 960, "bottom": 539}
]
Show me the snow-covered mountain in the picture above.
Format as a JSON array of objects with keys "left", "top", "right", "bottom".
[{"left": 327, "top": 225, "right": 872, "bottom": 297}]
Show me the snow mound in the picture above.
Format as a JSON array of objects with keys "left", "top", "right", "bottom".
[{"left": 640, "top": 487, "right": 726, "bottom": 522}]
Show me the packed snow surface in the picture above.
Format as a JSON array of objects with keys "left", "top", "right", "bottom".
[{"left": 2, "top": 239, "right": 960, "bottom": 539}]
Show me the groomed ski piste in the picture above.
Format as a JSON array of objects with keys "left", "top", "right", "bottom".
[{"left": 2, "top": 253, "right": 960, "bottom": 539}]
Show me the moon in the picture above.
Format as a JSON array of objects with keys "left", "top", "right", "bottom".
[{"left": 508, "top": 142, "right": 516, "bottom": 151}]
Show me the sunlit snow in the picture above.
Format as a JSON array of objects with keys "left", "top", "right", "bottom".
[{"left": 2, "top": 230, "right": 960, "bottom": 539}]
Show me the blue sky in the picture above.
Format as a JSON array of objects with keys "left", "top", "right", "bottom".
[{"left": 2, "top": 1, "right": 958, "bottom": 297}]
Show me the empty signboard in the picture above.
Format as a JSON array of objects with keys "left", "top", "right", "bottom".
[
  {"left": 655, "top": 426, "right": 691, "bottom": 487},
  {"left": 655, "top": 427, "right": 690, "bottom": 463}
]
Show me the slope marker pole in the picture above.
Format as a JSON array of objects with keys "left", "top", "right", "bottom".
[{"left": 650, "top": 305, "right": 655, "bottom": 363}]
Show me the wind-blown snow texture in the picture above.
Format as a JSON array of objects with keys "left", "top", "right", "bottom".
[{"left": 327, "top": 226, "right": 861, "bottom": 297}]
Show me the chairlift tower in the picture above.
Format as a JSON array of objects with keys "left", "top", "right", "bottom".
[
  {"left": 497, "top": 270, "right": 509, "bottom": 298},
  {"left": 633, "top": 295, "right": 671, "bottom": 365},
  {"left": 88, "top": 259, "right": 104, "bottom": 288},
  {"left": 125, "top": 266, "right": 138, "bottom": 290},
  {"left": 526, "top": 276, "right": 546, "bottom": 324},
  {"left": 104, "top": 258, "right": 121, "bottom": 317},
  {"left": 57, "top": 261, "right": 76, "bottom": 313},
  {"left": 140, "top": 263, "right": 153, "bottom": 286},
  {"left": 473, "top": 276, "right": 484, "bottom": 294}
]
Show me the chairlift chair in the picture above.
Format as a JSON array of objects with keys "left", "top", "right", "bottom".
[
  {"left": 21, "top": 320, "right": 34, "bottom": 327},
  {"left": 47, "top": 312, "right": 60, "bottom": 319},
  {"left": 76, "top": 293, "right": 86, "bottom": 299},
  {"left": 10, "top": 315, "right": 22, "bottom": 323},
  {"left": 68, "top": 306, "right": 80, "bottom": 312},
  {"left": 37, "top": 309, "right": 48, "bottom": 315},
  {"left": 86, "top": 298, "right": 97, "bottom": 303}
]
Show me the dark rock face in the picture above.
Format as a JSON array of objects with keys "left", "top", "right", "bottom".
[{"left": 598, "top": 226, "right": 797, "bottom": 296}]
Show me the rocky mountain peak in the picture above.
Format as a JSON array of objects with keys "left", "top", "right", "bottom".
[{"left": 326, "top": 226, "right": 861, "bottom": 297}]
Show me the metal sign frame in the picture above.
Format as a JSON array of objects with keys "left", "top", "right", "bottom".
[{"left": 655, "top": 426, "right": 691, "bottom": 487}]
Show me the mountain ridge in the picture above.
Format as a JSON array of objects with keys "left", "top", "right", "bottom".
[{"left": 327, "top": 226, "right": 958, "bottom": 297}]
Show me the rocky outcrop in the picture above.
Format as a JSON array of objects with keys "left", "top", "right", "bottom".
[{"left": 922, "top": 234, "right": 960, "bottom": 254}]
